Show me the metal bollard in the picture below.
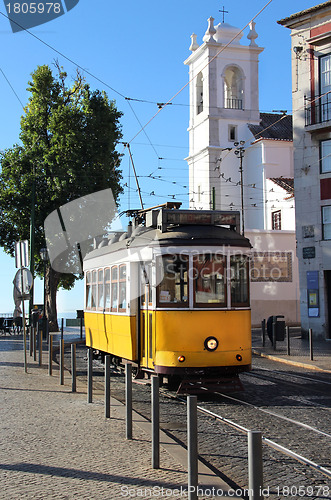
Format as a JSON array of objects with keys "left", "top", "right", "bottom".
[
  {"left": 71, "top": 343, "right": 76, "bottom": 393},
  {"left": 105, "top": 355, "right": 111, "bottom": 418},
  {"left": 152, "top": 375, "right": 160, "bottom": 469},
  {"left": 187, "top": 395, "right": 198, "bottom": 500},
  {"left": 33, "top": 327, "right": 37, "bottom": 361},
  {"left": 29, "top": 326, "right": 33, "bottom": 357},
  {"left": 272, "top": 318, "right": 277, "bottom": 351},
  {"left": 125, "top": 363, "right": 132, "bottom": 440},
  {"left": 87, "top": 347, "right": 93, "bottom": 403},
  {"left": 261, "top": 319, "right": 266, "bottom": 347},
  {"left": 286, "top": 326, "right": 290, "bottom": 356},
  {"left": 60, "top": 337, "right": 64, "bottom": 385},
  {"left": 48, "top": 334, "right": 53, "bottom": 376},
  {"left": 309, "top": 328, "right": 314, "bottom": 361},
  {"left": 248, "top": 430, "right": 264, "bottom": 500},
  {"left": 38, "top": 325, "right": 42, "bottom": 366}
]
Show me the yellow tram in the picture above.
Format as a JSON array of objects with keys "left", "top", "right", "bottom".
[{"left": 84, "top": 203, "right": 252, "bottom": 392}]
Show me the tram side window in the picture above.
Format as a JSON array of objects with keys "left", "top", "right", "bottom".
[
  {"left": 104, "top": 268, "right": 110, "bottom": 311},
  {"left": 118, "top": 265, "right": 127, "bottom": 312},
  {"left": 157, "top": 255, "right": 189, "bottom": 306},
  {"left": 194, "top": 254, "right": 227, "bottom": 306},
  {"left": 111, "top": 266, "right": 118, "bottom": 312},
  {"left": 230, "top": 255, "right": 249, "bottom": 307},
  {"left": 97, "top": 269, "right": 104, "bottom": 310},
  {"left": 91, "top": 270, "right": 97, "bottom": 309},
  {"left": 86, "top": 272, "right": 92, "bottom": 309}
]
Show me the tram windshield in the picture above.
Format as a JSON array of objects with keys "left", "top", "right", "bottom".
[
  {"left": 230, "top": 255, "right": 249, "bottom": 307},
  {"left": 193, "top": 254, "right": 226, "bottom": 307},
  {"left": 157, "top": 255, "right": 188, "bottom": 306}
]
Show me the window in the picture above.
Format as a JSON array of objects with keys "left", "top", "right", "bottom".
[
  {"left": 157, "top": 255, "right": 189, "bottom": 307},
  {"left": 321, "top": 139, "right": 331, "bottom": 173},
  {"left": 196, "top": 72, "right": 203, "bottom": 114},
  {"left": 118, "top": 265, "right": 127, "bottom": 312},
  {"left": 91, "top": 270, "right": 97, "bottom": 309},
  {"left": 228, "top": 125, "right": 237, "bottom": 142},
  {"left": 320, "top": 54, "right": 331, "bottom": 122},
  {"left": 111, "top": 266, "right": 118, "bottom": 312},
  {"left": 86, "top": 272, "right": 92, "bottom": 309},
  {"left": 140, "top": 264, "right": 152, "bottom": 306},
  {"left": 97, "top": 269, "right": 104, "bottom": 310},
  {"left": 193, "top": 254, "right": 227, "bottom": 307},
  {"left": 104, "top": 268, "right": 110, "bottom": 311},
  {"left": 322, "top": 205, "right": 331, "bottom": 240},
  {"left": 272, "top": 210, "right": 282, "bottom": 230},
  {"left": 224, "top": 66, "right": 244, "bottom": 110},
  {"left": 230, "top": 256, "right": 249, "bottom": 307}
]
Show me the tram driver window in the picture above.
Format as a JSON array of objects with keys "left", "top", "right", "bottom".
[
  {"left": 194, "top": 254, "right": 227, "bottom": 306},
  {"left": 230, "top": 255, "right": 249, "bottom": 307},
  {"left": 157, "top": 255, "right": 189, "bottom": 306},
  {"left": 86, "top": 272, "right": 92, "bottom": 309}
]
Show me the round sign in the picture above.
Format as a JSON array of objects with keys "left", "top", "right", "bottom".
[{"left": 13, "top": 268, "right": 33, "bottom": 296}]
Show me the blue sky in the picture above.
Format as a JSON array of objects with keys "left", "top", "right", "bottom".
[{"left": 0, "top": 0, "right": 315, "bottom": 314}]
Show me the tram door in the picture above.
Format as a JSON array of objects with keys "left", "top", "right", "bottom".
[{"left": 140, "top": 264, "right": 153, "bottom": 369}]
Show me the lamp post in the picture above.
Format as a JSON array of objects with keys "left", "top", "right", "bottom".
[
  {"left": 40, "top": 247, "right": 48, "bottom": 340},
  {"left": 234, "top": 141, "right": 246, "bottom": 236}
]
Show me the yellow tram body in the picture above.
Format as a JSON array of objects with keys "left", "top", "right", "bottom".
[{"left": 84, "top": 205, "right": 252, "bottom": 388}]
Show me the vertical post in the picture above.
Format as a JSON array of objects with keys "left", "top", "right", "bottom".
[
  {"left": 80, "top": 316, "right": 83, "bottom": 340},
  {"left": 48, "top": 334, "right": 53, "bottom": 376},
  {"left": 187, "top": 395, "right": 198, "bottom": 500},
  {"left": 248, "top": 430, "right": 264, "bottom": 500},
  {"left": 125, "top": 363, "right": 132, "bottom": 439},
  {"left": 272, "top": 317, "right": 277, "bottom": 351},
  {"left": 261, "top": 319, "right": 265, "bottom": 347},
  {"left": 286, "top": 326, "right": 290, "bottom": 356},
  {"left": 152, "top": 375, "right": 160, "bottom": 469},
  {"left": 29, "top": 326, "right": 33, "bottom": 357},
  {"left": 60, "top": 337, "right": 64, "bottom": 385},
  {"left": 105, "top": 355, "right": 111, "bottom": 418},
  {"left": 38, "top": 323, "right": 42, "bottom": 366},
  {"left": 309, "top": 328, "right": 314, "bottom": 361},
  {"left": 33, "top": 327, "right": 37, "bottom": 361},
  {"left": 87, "top": 347, "right": 93, "bottom": 403},
  {"left": 71, "top": 343, "right": 76, "bottom": 393}
]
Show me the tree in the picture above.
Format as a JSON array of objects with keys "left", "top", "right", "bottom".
[{"left": 0, "top": 64, "right": 123, "bottom": 330}]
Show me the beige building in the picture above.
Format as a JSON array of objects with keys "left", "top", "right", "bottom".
[{"left": 279, "top": 1, "right": 331, "bottom": 338}]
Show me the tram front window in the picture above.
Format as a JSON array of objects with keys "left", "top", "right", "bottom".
[
  {"left": 157, "top": 255, "right": 188, "bottom": 306},
  {"left": 194, "top": 254, "right": 226, "bottom": 306},
  {"left": 230, "top": 255, "right": 249, "bottom": 307}
]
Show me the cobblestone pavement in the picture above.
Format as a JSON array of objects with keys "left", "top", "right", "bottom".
[
  {"left": 0, "top": 336, "right": 235, "bottom": 500},
  {"left": 61, "top": 347, "right": 331, "bottom": 500}
]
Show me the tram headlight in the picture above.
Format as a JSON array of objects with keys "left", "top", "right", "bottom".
[
  {"left": 178, "top": 355, "right": 186, "bottom": 363},
  {"left": 204, "top": 336, "right": 219, "bottom": 352}
]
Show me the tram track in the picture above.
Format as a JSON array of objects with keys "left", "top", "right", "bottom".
[{"left": 61, "top": 347, "right": 331, "bottom": 498}]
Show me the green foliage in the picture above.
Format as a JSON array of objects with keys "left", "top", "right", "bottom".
[{"left": 0, "top": 63, "right": 123, "bottom": 287}]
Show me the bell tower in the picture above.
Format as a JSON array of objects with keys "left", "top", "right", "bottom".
[{"left": 184, "top": 16, "right": 264, "bottom": 213}]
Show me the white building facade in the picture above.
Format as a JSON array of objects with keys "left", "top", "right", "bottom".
[
  {"left": 185, "top": 16, "right": 300, "bottom": 326},
  {"left": 279, "top": 1, "right": 331, "bottom": 339}
]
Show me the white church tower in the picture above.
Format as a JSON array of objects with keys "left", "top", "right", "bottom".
[
  {"left": 184, "top": 15, "right": 300, "bottom": 326},
  {"left": 184, "top": 17, "right": 263, "bottom": 224}
]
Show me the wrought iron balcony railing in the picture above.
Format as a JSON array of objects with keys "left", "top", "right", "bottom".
[{"left": 305, "top": 94, "right": 331, "bottom": 126}]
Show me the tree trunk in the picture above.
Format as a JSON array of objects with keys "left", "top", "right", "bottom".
[{"left": 45, "top": 265, "right": 60, "bottom": 332}]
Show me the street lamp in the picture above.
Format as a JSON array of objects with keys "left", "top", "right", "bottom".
[
  {"left": 234, "top": 141, "right": 246, "bottom": 236},
  {"left": 40, "top": 247, "right": 48, "bottom": 339}
]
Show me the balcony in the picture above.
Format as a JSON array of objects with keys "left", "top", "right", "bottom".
[
  {"left": 305, "top": 94, "right": 331, "bottom": 128},
  {"left": 225, "top": 98, "right": 243, "bottom": 110}
]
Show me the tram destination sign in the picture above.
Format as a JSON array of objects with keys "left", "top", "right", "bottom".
[{"left": 158, "top": 210, "right": 240, "bottom": 231}]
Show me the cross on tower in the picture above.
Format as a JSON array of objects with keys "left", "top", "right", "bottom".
[{"left": 219, "top": 5, "right": 228, "bottom": 23}]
